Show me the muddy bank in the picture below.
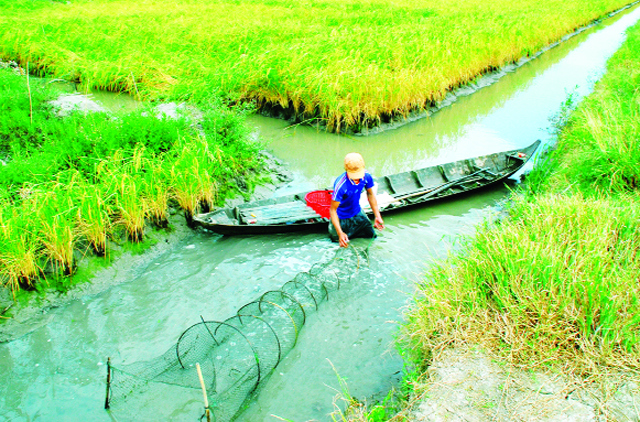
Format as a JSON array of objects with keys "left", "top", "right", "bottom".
[
  {"left": 0, "top": 213, "right": 192, "bottom": 343},
  {"left": 408, "top": 347, "right": 640, "bottom": 421}
]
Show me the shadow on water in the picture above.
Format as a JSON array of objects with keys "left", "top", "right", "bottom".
[{"left": 2, "top": 3, "right": 640, "bottom": 421}]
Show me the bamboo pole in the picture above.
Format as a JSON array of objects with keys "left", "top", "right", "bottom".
[
  {"left": 26, "top": 62, "right": 33, "bottom": 125},
  {"left": 1, "top": 303, "right": 12, "bottom": 316},
  {"left": 104, "top": 357, "right": 111, "bottom": 409},
  {"left": 0, "top": 303, "right": 12, "bottom": 319},
  {"left": 196, "top": 363, "right": 211, "bottom": 422}
]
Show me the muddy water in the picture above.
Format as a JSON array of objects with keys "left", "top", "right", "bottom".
[{"left": 2, "top": 4, "right": 640, "bottom": 421}]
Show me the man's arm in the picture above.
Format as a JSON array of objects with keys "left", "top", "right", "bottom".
[
  {"left": 329, "top": 200, "right": 349, "bottom": 247},
  {"left": 366, "top": 188, "right": 385, "bottom": 230}
]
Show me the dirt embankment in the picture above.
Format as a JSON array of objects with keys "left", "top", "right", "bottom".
[{"left": 408, "top": 347, "right": 640, "bottom": 421}]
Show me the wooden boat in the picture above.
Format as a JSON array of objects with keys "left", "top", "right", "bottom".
[{"left": 193, "top": 140, "right": 540, "bottom": 235}]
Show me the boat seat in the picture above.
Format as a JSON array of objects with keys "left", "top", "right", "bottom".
[
  {"left": 239, "top": 201, "right": 321, "bottom": 224},
  {"left": 385, "top": 173, "right": 422, "bottom": 194},
  {"left": 437, "top": 165, "right": 449, "bottom": 182}
]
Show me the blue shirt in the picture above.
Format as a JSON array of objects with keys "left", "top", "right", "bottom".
[{"left": 332, "top": 172, "right": 374, "bottom": 219}]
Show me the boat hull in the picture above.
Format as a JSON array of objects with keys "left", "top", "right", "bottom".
[{"left": 194, "top": 141, "right": 540, "bottom": 235}]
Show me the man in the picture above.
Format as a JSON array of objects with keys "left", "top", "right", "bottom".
[{"left": 329, "top": 152, "right": 384, "bottom": 247}]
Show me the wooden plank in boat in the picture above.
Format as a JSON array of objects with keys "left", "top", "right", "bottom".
[
  {"left": 240, "top": 204, "right": 320, "bottom": 222},
  {"left": 241, "top": 209, "right": 312, "bottom": 221},
  {"left": 239, "top": 201, "right": 303, "bottom": 211},
  {"left": 240, "top": 201, "right": 309, "bottom": 215},
  {"left": 386, "top": 172, "right": 422, "bottom": 194},
  {"left": 251, "top": 211, "right": 322, "bottom": 225}
]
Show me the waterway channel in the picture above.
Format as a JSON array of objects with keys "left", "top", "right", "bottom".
[{"left": 1, "top": 4, "right": 640, "bottom": 421}]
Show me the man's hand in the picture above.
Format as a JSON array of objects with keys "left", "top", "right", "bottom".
[
  {"left": 367, "top": 187, "right": 385, "bottom": 231},
  {"left": 339, "top": 232, "right": 350, "bottom": 248}
]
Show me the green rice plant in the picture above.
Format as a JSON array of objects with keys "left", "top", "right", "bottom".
[
  {"left": 170, "top": 166, "right": 199, "bottom": 226},
  {"left": 403, "top": 193, "right": 640, "bottom": 374},
  {"left": 0, "top": 194, "right": 41, "bottom": 295},
  {"left": 34, "top": 186, "right": 77, "bottom": 276},
  {"left": 113, "top": 172, "right": 146, "bottom": 242},
  {"left": 1, "top": 65, "right": 196, "bottom": 194},
  {"left": 535, "top": 21, "right": 640, "bottom": 196},
  {"left": 195, "top": 158, "right": 217, "bottom": 215},
  {"left": 0, "top": 0, "right": 632, "bottom": 131},
  {"left": 142, "top": 161, "right": 170, "bottom": 228},
  {"left": 0, "top": 65, "right": 57, "bottom": 155},
  {"left": 0, "top": 67, "right": 262, "bottom": 294},
  {"left": 169, "top": 136, "right": 217, "bottom": 225},
  {"left": 74, "top": 178, "right": 111, "bottom": 256}
]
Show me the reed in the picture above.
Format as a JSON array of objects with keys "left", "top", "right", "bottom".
[{"left": 0, "top": 0, "right": 632, "bottom": 131}]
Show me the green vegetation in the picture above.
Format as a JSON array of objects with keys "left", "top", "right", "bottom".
[
  {"left": 0, "top": 0, "right": 633, "bottom": 131},
  {"left": 0, "top": 67, "right": 263, "bottom": 298},
  {"left": 401, "top": 15, "right": 640, "bottom": 393}
]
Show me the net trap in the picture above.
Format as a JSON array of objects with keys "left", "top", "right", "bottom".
[{"left": 104, "top": 244, "right": 371, "bottom": 421}]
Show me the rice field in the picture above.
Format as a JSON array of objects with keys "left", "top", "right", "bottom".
[
  {"left": 400, "top": 17, "right": 640, "bottom": 386},
  {"left": 0, "top": 0, "right": 634, "bottom": 131},
  {"left": 0, "top": 67, "right": 262, "bottom": 297}
]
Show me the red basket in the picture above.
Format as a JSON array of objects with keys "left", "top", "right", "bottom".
[{"left": 305, "top": 190, "right": 333, "bottom": 219}]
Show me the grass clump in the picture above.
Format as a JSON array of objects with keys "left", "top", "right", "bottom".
[
  {"left": 75, "top": 177, "right": 111, "bottom": 256},
  {"left": 0, "top": 66, "right": 263, "bottom": 299},
  {"left": 400, "top": 11, "right": 640, "bottom": 405},
  {"left": 539, "top": 21, "right": 640, "bottom": 195},
  {"left": 0, "top": 0, "right": 634, "bottom": 132},
  {"left": 0, "top": 195, "right": 41, "bottom": 295},
  {"left": 404, "top": 193, "right": 640, "bottom": 372},
  {"left": 36, "top": 185, "right": 78, "bottom": 276}
]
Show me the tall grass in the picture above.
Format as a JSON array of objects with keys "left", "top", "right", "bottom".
[
  {"left": 0, "top": 0, "right": 633, "bottom": 131},
  {"left": 405, "top": 194, "right": 640, "bottom": 371},
  {"left": 170, "top": 137, "right": 218, "bottom": 226},
  {"left": 400, "top": 17, "right": 640, "bottom": 378},
  {"left": 0, "top": 194, "right": 41, "bottom": 295},
  {"left": 541, "top": 20, "right": 640, "bottom": 195},
  {"left": 0, "top": 66, "right": 263, "bottom": 297},
  {"left": 75, "top": 178, "right": 111, "bottom": 256}
]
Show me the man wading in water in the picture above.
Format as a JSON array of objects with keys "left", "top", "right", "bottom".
[{"left": 329, "top": 152, "right": 385, "bottom": 247}]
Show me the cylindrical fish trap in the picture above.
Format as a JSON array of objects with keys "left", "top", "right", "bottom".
[{"left": 105, "top": 244, "right": 369, "bottom": 421}]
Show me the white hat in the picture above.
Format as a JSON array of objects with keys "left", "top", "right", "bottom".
[{"left": 344, "top": 152, "right": 365, "bottom": 180}]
